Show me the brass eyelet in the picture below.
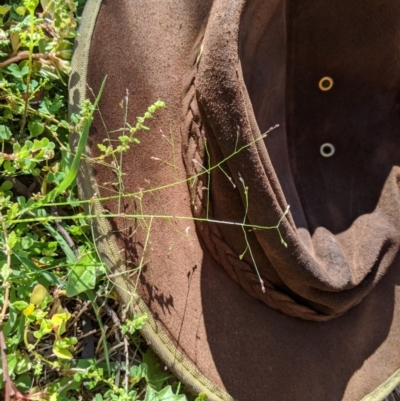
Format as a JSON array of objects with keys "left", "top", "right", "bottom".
[
  {"left": 320, "top": 143, "right": 335, "bottom": 157},
  {"left": 318, "top": 77, "right": 334, "bottom": 91}
]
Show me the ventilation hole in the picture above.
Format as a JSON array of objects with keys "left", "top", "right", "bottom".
[
  {"left": 320, "top": 143, "right": 335, "bottom": 157},
  {"left": 318, "top": 77, "right": 334, "bottom": 91}
]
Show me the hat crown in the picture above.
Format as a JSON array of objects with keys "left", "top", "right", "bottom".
[{"left": 182, "top": 0, "right": 400, "bottom": 321}]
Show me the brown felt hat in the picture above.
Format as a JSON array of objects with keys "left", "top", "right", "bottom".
[{"left": 69, "top": 0, "right": 400, "bottom": 400}]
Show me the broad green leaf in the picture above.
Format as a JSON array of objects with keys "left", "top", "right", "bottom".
[
  {"left": 14, "top": 350, "right": 31, "bottom": 374},
  {"left": 65, "top": 254, "right": 96, "bottom": 297},
  {"left": 143, "top": 349, "right": 171, "bottom": 391},
  {"left": 2, "top": 305, "right": 17, "bottom": 337},
  {"left": 144, "top": 385, "right": 187, "bottom": 401},
  {"left": 7, "top": 353, "right": 17, "bottom": 376},
  {"left": 14, "top": 374, "right": 31, "bottom": 393}
]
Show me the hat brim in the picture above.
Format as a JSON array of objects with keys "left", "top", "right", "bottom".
[{"left": 69, "top": 0, "right": 400, "bottom": 400}]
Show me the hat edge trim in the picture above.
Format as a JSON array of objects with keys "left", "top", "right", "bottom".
[{"left": 68, "top": 1, "right": 235, "bottom": 400}]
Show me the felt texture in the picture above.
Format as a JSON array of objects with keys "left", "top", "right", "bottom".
[{"left": 76, "top": 0, "right": 400, "bottom": 399}]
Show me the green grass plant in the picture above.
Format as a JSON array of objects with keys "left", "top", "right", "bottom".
[{"left": 0, "top": 1, "right": 196, "bottom": 400}]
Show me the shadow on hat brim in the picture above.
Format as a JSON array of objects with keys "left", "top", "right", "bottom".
[{"left": 69, "top": 0, "right": 400, "bottom": 400}]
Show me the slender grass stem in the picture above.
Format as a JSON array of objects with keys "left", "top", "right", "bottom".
[{"left": 0, "top": 213, "right": 11, "bottom": 327}]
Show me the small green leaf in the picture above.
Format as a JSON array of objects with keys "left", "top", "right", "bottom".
[
  {"left": 7, "top": 64, "right": 23, "bottom": 79},
  {"left": 53, "top": 346, "right": 73, "bottom": 360},
  {"left": 129, "top": 363, "right": 148, "bottom": 385},
  {"left": 1, "top": 263, "right": 10, "bottom": 281},
  {"left": 23, "top": 303, "right": 35, "bottom": 317},
  {"left": 21, "top": 236, "right": 34, "bottom": 249},
  {"left": 20, "top": 65, "right": 29, "bottom": 76},
  {"left": 51, "top": 312, "right": 71, "bottom": 335},
  {"left": 23, "top": 0, "right": 38, "bottom": 14},
  {"left": 0, "top": 5, "right": 11, "bottom": 15},
  {"left": 3, "top": 160, "right": 16, "bottom": 174},
  {"left": 7, "top": 230, "right": 18, "bottom": 249},
  {"left": 38, "top": 137, "right": 49, "bottom": 147},
  {"left": 28, "top": 121, "right": 44, "bottom": 137},
  {"left": 0, "top": 125, "right": 12, "bottom": 140},
  {"left": 33, "top": 330, "right": 43, "bottom": 340},
  {"left": 15, "top": 6, "right": 26, "bottom": 15},
  {"left": 7, "top": 203, "right": 19, "bottom": 221},
  {"left": 12, "top": 300, "right": 29, "bottom": 311},
  {"left": 30, "top": 284, "right": 49, "bottom": 306},
  {"left": 53, "top": 337, "right": 77, "bottom": 360},
  {"left": 0, "top": 181, "right": 13, "bottom": 191}
]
